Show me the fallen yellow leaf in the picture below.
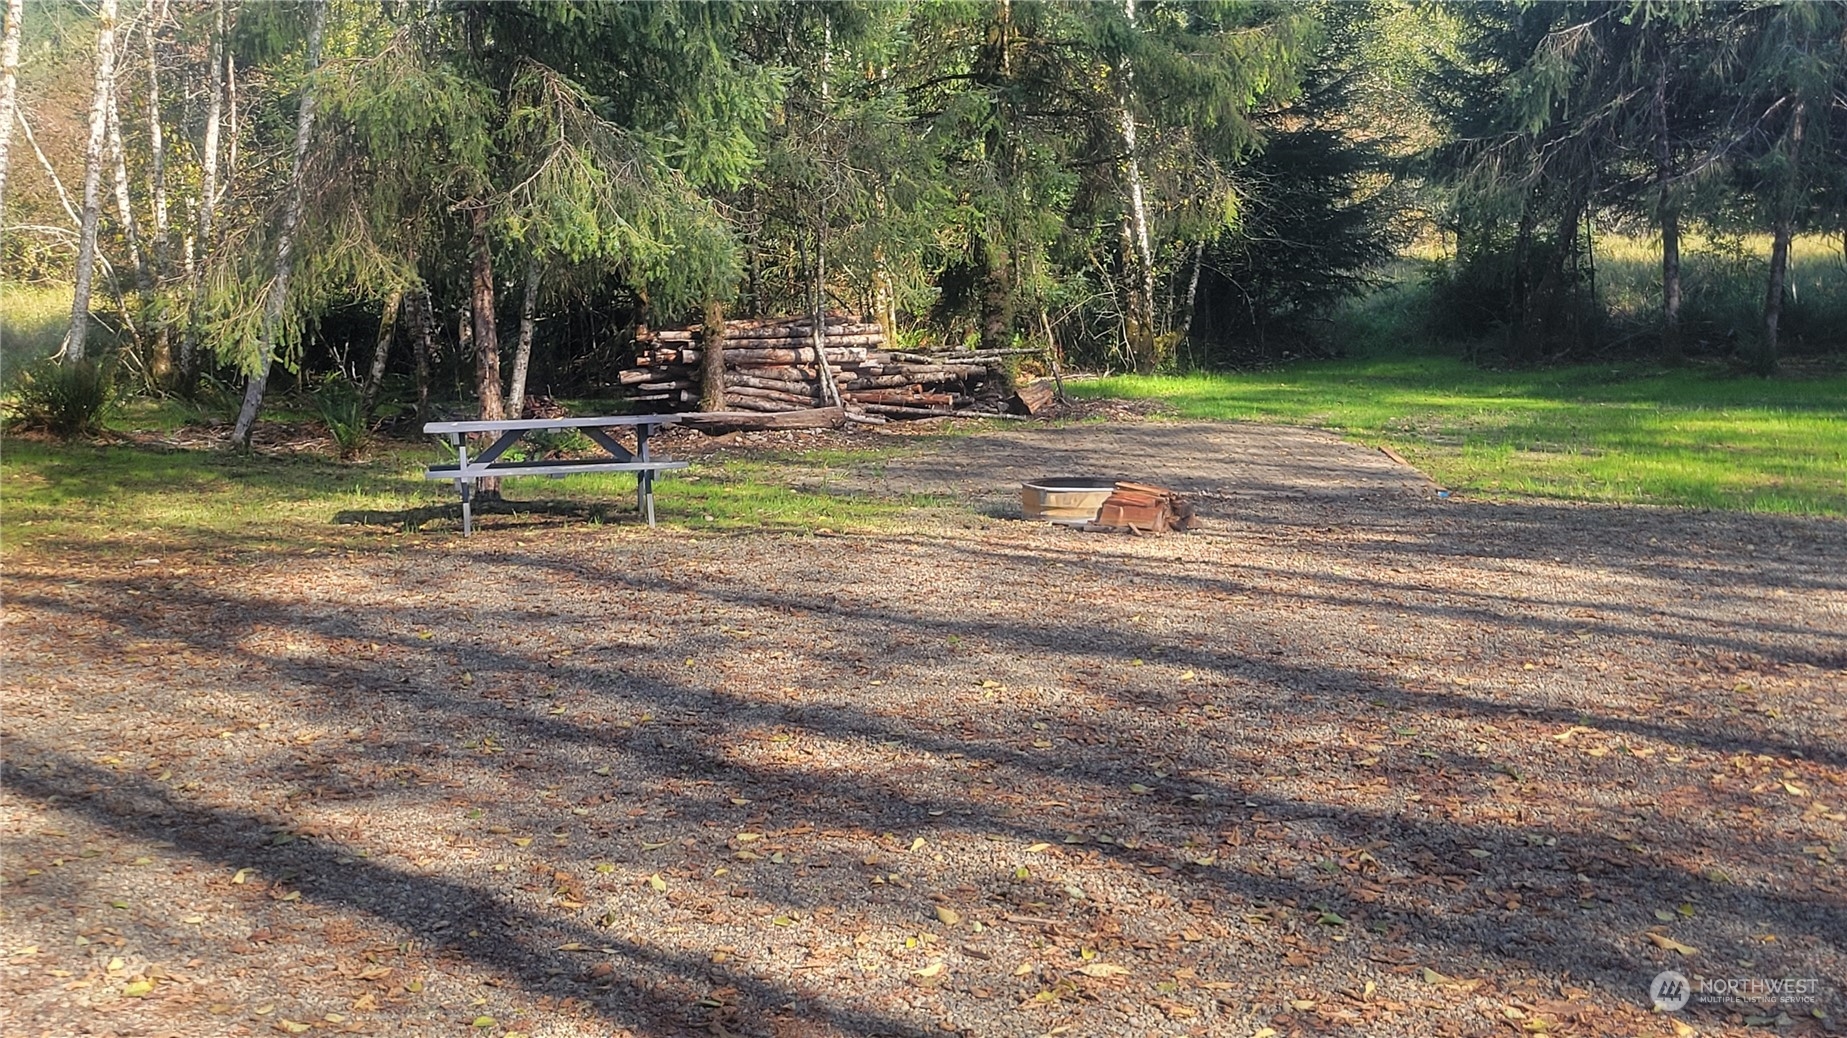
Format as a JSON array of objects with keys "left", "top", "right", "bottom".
[
  {"left": 934, "top": 905, "right": 961, "bottom": 926},
  {"left": 1646, "top": 932, "right": 1698, "bottom": 956}
]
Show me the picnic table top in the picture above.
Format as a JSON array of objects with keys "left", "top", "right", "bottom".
[{"left": 423, "top": 414, "right": 682, "bottom": 434}]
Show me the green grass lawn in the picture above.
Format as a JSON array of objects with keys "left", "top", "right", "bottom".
[
  {"left": 1073, "top": 358, "right": 1847, "bottom": 515},
  {"left": 0, "top": 425, "right": 945, "bottom": 559}
]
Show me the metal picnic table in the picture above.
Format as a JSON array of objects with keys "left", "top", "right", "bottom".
[{"left": 423, "top": 415, "right": 687, "bottom": 535}]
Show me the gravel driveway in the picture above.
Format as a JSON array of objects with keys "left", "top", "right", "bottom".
[{"left": 4, "top": 417, "right": 1843, "bottom": 1038}]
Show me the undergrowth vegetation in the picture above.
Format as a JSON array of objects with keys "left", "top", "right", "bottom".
[
  {"left": 4, "top": 359, "right": 120, "bottom": 439},
  {"left": 1338, "top": 234, "right": 1847, "bottom": 364}
]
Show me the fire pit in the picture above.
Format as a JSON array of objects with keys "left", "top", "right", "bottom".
[
  {"left": 1021, "top": 477, "right": 1119, "bottom": 524},
  {"left": 1022, "top": 478, "right": 1200, "bottom": 532}
]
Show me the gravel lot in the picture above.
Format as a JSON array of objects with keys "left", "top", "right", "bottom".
[{"left": 4, "top": 417, "right": 1843, "bottom": 1038}]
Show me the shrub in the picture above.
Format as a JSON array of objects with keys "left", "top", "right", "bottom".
[
  {"left": 5, "top": 359, "right": 119, "bottom": 439},
  {"left": 314, "top": 378, "right": 371, "bottom": 460}
]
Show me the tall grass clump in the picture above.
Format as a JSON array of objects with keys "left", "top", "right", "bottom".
[
  {"left": 313, "top": 377, "right": 372, "bottom": 460},
  {"left": 5, "top": 359, "right": 121, "bottom": 439}
]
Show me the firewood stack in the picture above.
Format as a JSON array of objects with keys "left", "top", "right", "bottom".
[
  {"left": 622, "top": 314, "right": 1026, "bottom": 420},
  {"left": 1088, "top": 482, "right": 1198, "bottom": 534}
]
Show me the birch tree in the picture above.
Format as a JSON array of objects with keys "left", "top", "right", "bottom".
[
  {"left": 0, "top": 0, "right": 22, "bottom": 217},
  {"left": 179, "top": 0, "right": 227, "bottom": 383},
  {"left": 1115, "top": 0, "right": 1158, "bottom": 372},
  {"left": 62, "top": 0, "right": 120, "bottom": 365},
  {"left": 231, "top": 0, "right": 327, "bottom": 446},
  {"left": 506, "top": 258, "right": 539, "bottom": 419}
]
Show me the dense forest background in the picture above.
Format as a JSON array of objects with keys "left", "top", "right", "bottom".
[{"left": 1, "top": 0, "right": 1843, "bottom": 436}]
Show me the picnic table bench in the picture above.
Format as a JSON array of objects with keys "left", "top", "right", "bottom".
[{"left": 424, "top": 415, "right": 686, "bottom": 535}]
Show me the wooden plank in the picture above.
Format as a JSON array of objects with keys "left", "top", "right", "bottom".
[
  {"left": 425, "top": 415, "right": 680, "bottom": 433},
  {"left": 425, "top": 459, "right": 688, "bottom": 479}
]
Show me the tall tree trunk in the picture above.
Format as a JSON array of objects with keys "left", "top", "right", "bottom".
[
  {"left": 506, "top": 256, "right": 538, "bottom": 419},
  {"left": 976, "top": 233, "right": 1012, "bottom": 353},
  {"left": 809, "top": 222, "right": 840, "bottom": 406},
  {"left": 0, "top": 0, "right": 23, "bottom": 216},
  {"left": 1117, "top": 0, "right": 1158, "bottom": 373},
  {"left": 1761, "top": 98, "right": 1805, "bottom": 375},
  {"left": 223, "top": 45, "right": 237, "bottom": 200},
  {"left": 61, "top": 0, "right": 119, "bottom": 365},
  {"left": 141, "top": 0, "right": 172, "bottom": 377},
  {"left": 105, "top": 91, "right": 149, "bottom": 297},
  {"left": 407, "top": 286, "right": 435, "bottom": 426},
  {"left": 1653, "top": 60, "right": 1681, "bottom": 362},
  {"left": 230, "top": 0, "right": 326, "bottom": 446},
  {"left": 468, "top": 204, "right": 504, "bottom": 496},
  {"left": 143, "top": 0, "right": 170, "bottom": 272},
  {"left": 359, "top": 287, "right": 401, "bottom": 417},
  {"left": 699, "top": 296, "right": 726, "bottom": 411},
  {"left": 178, "top": 0, "right": 225, "bottom": 386},
  {"left": 1177, "top": 239, "right": 1204, "bottom": 344}
]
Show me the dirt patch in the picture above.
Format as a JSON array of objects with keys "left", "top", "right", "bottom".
[{"left": 4, "top": 418, "right": 1844, "bottom": 1038}]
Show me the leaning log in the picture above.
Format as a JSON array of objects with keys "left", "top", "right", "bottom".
[
  {"left": 677, "top": 406, "right": 848, "bottom": 433},
  {"left": 857, "top": 402, "right": 956, "bottom": 418}
]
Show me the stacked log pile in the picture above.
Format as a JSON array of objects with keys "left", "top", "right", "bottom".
[
  {"left": 622, "top": 314, "right": 1028, "bottom": 421},
  {"left": 1087, "top": 482, "right": 1198, "bottom": 535}
]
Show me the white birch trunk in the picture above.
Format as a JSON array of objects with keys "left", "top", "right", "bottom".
[
  {"left": 223, "top": 42, "right": 237, "bottom": 203},
  {"left": 231, "top": 0, "right": 326, "bottom": 445},
  {"left": 506, "top": 256, "right": 539, "bottom": 419},
  {"left": 0, "top": 0, "right": 23, "bottom": 216},
  {"left": 179, "top": 0, "right": 226, "bottom": 376},
  {"left": 1116, "top": 0, "right": 1158, "bottom": 372},
  {"left": 360, "top": 287, "right": 401, "bottom": 416},
  {"left": 1177, "top": 239, "right": 1203, "bottom": 342},
  {"left": 106, "top": 91, "right": 150, "bottom": 295},
  {"left": 144, "top": 0, "right": 170, "bottom": 274},
  {"left": 62, "top": 0, "right": 119, "bottom": 365}
]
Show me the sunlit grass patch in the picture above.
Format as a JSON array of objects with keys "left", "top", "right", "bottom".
[
  {"left": 0, "top": 430, "right": 949, "bottom": 560},
  {"left": 1076, "top": 358, "right": 1847, "bottom": 515}
]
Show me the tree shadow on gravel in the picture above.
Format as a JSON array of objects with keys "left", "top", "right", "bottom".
[
  {"left": 333, "top": 497, "right": 640, "bottom": 533},
  {"left": 4, "top": 487, "right": 1843, "bottom": 1035},
  {"left": 0, "top": 746, "right": 936, "bottom": 1038},
  {"left": 6, "top": 547, "right": 1844, "bottom": 1035}
]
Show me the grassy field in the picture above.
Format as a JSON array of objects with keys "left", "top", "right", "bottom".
[
  {"left": 1074, "top": 358, "right": 1847, "bottom": 515},
  {"left": 0, "top": 283, "right": 104, "bottom": 382},
  {"left": 0, "top": 415, "right": 945, "bottom": 559}
]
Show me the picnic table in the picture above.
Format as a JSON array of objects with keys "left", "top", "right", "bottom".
[{"left": 424, "top": 415, "right": 686, "bottom": 536}]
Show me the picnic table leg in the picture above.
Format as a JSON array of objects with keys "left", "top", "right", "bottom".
[
  {"left": 451, "top": 435, "right": 474, "bottom": 537},
  {"left": 637, "top": 423, "right": 655, "bottom": 527}
]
